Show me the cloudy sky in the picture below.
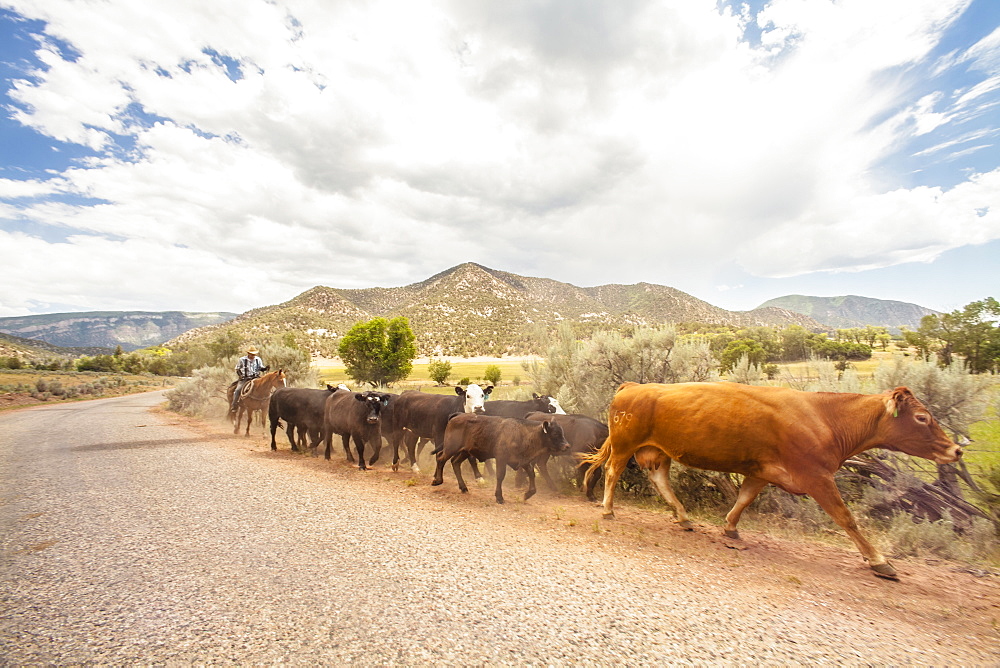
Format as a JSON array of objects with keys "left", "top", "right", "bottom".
[{"left": 0, "top": 0, "right": 997, "bottom": 318}]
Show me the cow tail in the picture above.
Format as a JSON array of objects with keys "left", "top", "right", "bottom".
[{"left": 582, "top": 436, "right": 612, "bottom": 490}]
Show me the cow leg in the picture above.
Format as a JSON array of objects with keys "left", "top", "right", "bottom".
[
  {"left": 415, "top": 437, "right": 431, "bottom": 459},
  {"left": 722, "top": 475, "right": 768, "bottom": 539},
  {"left": 522, "top": 464, "right": 538, "bottom": 502},
  {"left": 354, "top": 434, "right": 368, "bottom": 471},
  {"left": 431, "top": 448, "right": 451, "bottom": 486},
  {"left": 307, "top": 427, "right": 323, "bottom": 457},
  {"left": 324, "top": 430, "right": 333, "bottom": 461},
  {"left": 367, "top": 434, "right": 382, "bottom": 467},
  {"left": 494, "top": 460, "right": 508, "bottom": 504},
  {"left": 288, "top": 423, "right": 300, "bottom": 452},
  {"left": 405, "top": 430, "right": 420, "bottom": 473},
  {"left": 646, "top": 459, "right": 692, "bottom": 529},
  {"left": 465, "top": 457, "right": 485, "bottom": 485},
  {"left": 270, "top": 417, "right": 281, "bottom": 451},
  {"left": 808, "top": 476, "right": 896, "bottom": 578},
  {"left": 599, "top": 450, "right": 632, "bottom": 519},
  {"left": 342, "top": 433, "right": 355, "bottom": 463},
  {"left": 451, "top": 452, "right": 470, "bottom": 493},
  {"left": 536, "top": 454, "right": 560, "bottom": 494}
]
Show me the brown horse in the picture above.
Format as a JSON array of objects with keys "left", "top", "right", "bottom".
[{"left": 229, "top": 369, "right": 287, "bottom": 436}]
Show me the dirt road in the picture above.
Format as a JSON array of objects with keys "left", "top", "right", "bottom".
[{"left": 1, "top": 392, "right": 997, "bottom": 664}]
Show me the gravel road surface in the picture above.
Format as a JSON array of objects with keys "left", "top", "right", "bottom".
[{"left": 1, "top": 392, "right": 997, "bottom": 665}]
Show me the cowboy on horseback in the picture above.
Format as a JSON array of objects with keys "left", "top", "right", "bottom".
[{"left": 229, "top": 346, "right": 269, "bottom": 415}]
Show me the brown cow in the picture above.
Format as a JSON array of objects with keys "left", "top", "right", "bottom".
[
  {"left": 583, "top": 381, "right": 963, "bottom": 579},
  {"left": 432, "top": 413, "right": 569, "bottom": 504}
]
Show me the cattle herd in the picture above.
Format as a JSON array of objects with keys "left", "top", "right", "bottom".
[{"left": 246, "top": 378, "right": 962, "bottom": 580}]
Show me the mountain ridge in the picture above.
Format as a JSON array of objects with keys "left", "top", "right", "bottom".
[
  {"left": 0, "top": 311, "right": 238, "bottom": 352},
  {"left": 4, "top": 265, "right": 941, "bottom": 357},
  {"left": 756, "top": 295, "right": 939, "bottom": 332},
  {"left": 167, "top": 263, "right": 835, "bottom": 356}
]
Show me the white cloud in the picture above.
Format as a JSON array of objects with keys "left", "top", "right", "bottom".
[{"left": 0, "top": 0, "right": 997, "bottom": 315}]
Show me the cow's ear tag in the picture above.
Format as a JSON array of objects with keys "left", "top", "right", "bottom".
[{"left": 893, "top": 409, "right": 898, "bottom": 418}]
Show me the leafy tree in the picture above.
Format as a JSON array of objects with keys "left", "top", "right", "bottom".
[
  {"left": 76, "top": 354, "right": 120, "bottom": 372},
  {"left": 779, "top": 325, "right": 811, "bottom": 362},
  {"left": 0, "top": 356, "right": 24, "bottom": 369},
  {"left": 719, "top": 338, "right": 769, "bottom": 373},
  {"left": 428, "top": 359, "right": 452, "bottom": 385},
  {"left": 338, "top": 317, "right": 417, "bottom": 387},
  {"left": 483, "top": 364, "right": 502, "bottom": 385},
  {"left": 208, "top": 330, "right": 243, "bottom": 363},
  {"left": 916, "top": 298, "right": 1000, "bottom": 373}
]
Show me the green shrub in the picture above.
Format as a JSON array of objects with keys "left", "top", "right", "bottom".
[{"left": 483, "top": 364, "right": 502, "bottom": 385}]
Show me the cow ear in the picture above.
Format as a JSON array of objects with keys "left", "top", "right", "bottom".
[
  {"left": 886, "top": 387, "right": 913, "bottom": 417},
  {"left": 542, "top": 421, "right": 550, "bottom": 433},
  {"left": 381, "top": 396, "right": 389, "bottom": 406},
  {"left": 533, "top": 393, "right": 540, "bottom": 399},
  {"left": 455, "top": 387, "right": 466, "bottom": 397},
  {"left": 484, "top": 385, "right": 494, "bottom": 396},
  {"left": 355, "top": 393, "right": 365, "bottom": 402}
]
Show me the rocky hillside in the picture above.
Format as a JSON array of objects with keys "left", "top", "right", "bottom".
[
  {"left": 168, "top": 263, "right": 826, "bottom": 356},
  {"left": 757, "top": 295, "right": 939, "bottom": 332},
  {"left": 0, "top": 311, "right": 237, "bottom": 351}
]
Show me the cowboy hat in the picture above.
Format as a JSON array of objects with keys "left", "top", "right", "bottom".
[{"left": 246, "top": 347, "right": 259, "bottom": 355}]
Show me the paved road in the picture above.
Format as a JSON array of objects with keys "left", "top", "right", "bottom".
[{"left": 1, "top": 392, "right": 995, "bottom": 665}]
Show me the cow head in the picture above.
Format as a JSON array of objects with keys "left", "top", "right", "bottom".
[
  {"left": 456, "top": 383, "right": 493, "bottom": 413},
  {"left": 880, "top": 387, "right": 962, "bottom": 464},
  {"left": 532, "top": 393, "right": 567, "bottom": 415},
  {"left": 356, "top": 391, "right": 391, "bottom": 424},
  {"left": 539, "top": 420, "right": 570, "bottom": 454}
]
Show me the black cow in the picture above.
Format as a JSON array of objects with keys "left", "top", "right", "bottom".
[
  {"left": 269, "top": 385, "right": 340, "bottom": 452},
  {"left": 387, "top": 384, "right": 493, "bottom": 472},
  {"left": 525, "top": 411, "right": 609, "bottom": 501},
  {"left": 484, "top": 393, "right": 565, "bottom": 418},
  {"left": 431, "top": 413, "right": 569, "bottom": 504},
  {"left": 322, "top": 390, "right": 392, "bottom": 470}
]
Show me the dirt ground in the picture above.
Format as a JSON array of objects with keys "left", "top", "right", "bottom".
[{"left": 165, "top": 407, "right": 1000, "bottom": 654}]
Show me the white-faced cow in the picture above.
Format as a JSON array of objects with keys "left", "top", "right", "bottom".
[
  {"left": 525, "top": 411, "right": 609, "bottom": 501},
  {"left": 584, "top": 382, "right": 963, "bottom": 579},
  {"left": 386, "top": 384, "right": 493, "bottom": 472},
  {"left": 322, "top": 390, "right": 393, "bottom": 470},
  {"left": 268, "top": 385, "right": 341, "bottom": 452},
  {"left": 432, "top": 413, "right": 569, "bottom": 504}
]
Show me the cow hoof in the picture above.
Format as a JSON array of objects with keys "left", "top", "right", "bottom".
[
  {"left": 601, "top": 511, "right": 615, "bottom": 519},
  {"left": 391, "top": 464, "right": 399, "bottom": 472},
  {"left": 723, "top": 529, "right": 740, "bottom": 539},
  {"left": 678, "top": 520, "right": 694, "bottom": 531},
  {"left": 476, "top": 477, "right": 488, "bottom": 487},
  {"left": 411, "top": 464, "right": 421, "bottom": 473},
  {"left": 496, "top": 498, "right": 505, "bottom": 504},
  {"left": 871, "top": 562, "right": 899, "bottom": 580},
  {"left": 431, "top": 479, "right": 442, "bottom": 486}
]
